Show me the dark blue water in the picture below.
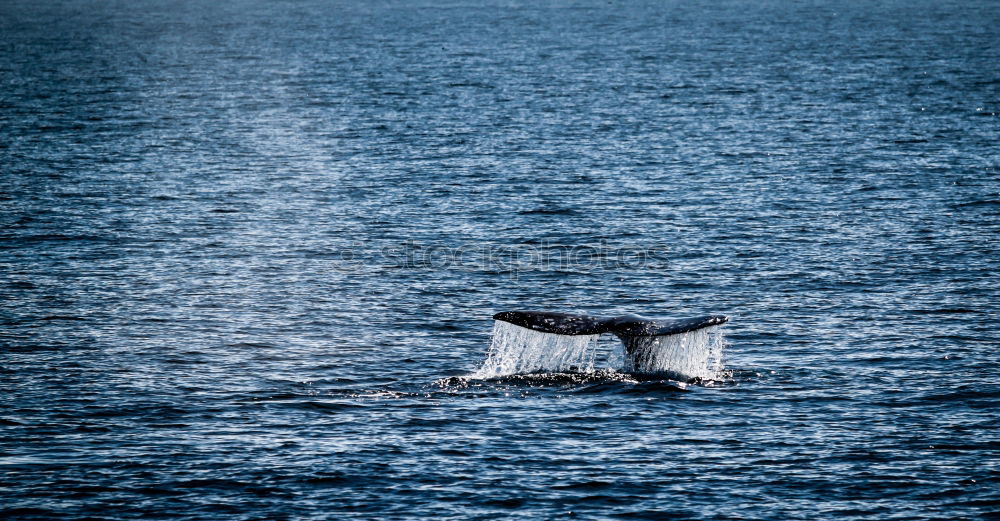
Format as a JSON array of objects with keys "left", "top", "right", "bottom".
[{"left": 2, "top": 0, "right": 999, "bottom": 519}]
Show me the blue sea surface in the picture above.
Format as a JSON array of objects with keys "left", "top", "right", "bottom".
[{"left": 2, "top": 0, "right": 999, "bottom": 519}]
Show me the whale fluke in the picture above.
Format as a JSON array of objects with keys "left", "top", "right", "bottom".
[
  {"left": 488, "top": 311, "right": 730, "bottom": 377},
  {"left": 491, "top": 311, "right": 609, "bottom": 335},
  {"left": 607, "top": 314, "right": 729, "bottom": 337},
  {"left": 492, "top": 311, "right": 728, "bottom": 337}
]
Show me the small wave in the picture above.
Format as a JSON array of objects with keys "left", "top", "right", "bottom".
[
  {"left": 10, "top": 234, "right": 109, "bottom": 243},
  {"left": 38, "top": 315, "right": 87, "bottom": 321},
  {"left": 225, "top": 342, "right": 275, "bottom": 348},
  {"left": 447, "top": 82, "right": 494, "bottom": 89},
  {"left": 953, "top": 199, "right": 1000, "bottom": 208},
  {"left": 908, "top": 308, "right": 980, "bottom": 314},
  {"left": 300, "top": 472, "right": 350, "bottom": 486},
  {"left": 551, "top": 480, "right": 616, "bottom": 490},
  {"left": 0, "top": 508, "right": 60, "bottom": 518},
  {"left": 874, "top": 387, "right": 1000, "bottom": 408},
  {"left": 518, "top": 207, "right": 577, "bottom": 215},
  {"left": 610, "top": 506, "right": 693, "bottom": 518},
  {"left": 918, "top": 388, "right": 1000, "bottom": 403},
  {"left": 484, "top": 498, "right": 525, "bottom": 509}
]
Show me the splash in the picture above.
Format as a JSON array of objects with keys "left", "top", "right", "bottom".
[
  {"left": 473, "top": 320, "right": 599, "bottom": 378},
  {"left": 473, "top": 321, "right": 726, "bottom": 380},
  {"left": 621, "top": 326, "right": 726, "bottom": 380}
]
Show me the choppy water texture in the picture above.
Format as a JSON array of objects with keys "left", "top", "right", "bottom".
[{"left": 2, "top": 0, "right": 999, "bottom": 519}]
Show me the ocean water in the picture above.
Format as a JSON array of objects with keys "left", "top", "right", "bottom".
[{"left": 2, "top": 0, "right": 999, "bottom": 519}]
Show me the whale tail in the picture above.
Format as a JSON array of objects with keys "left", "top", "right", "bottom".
[
  {"left": 492, "top": 311, "right": 728, "bottom": 341},
  {"left": 488, "top": 311, "right": 730, "bottom": 378}
]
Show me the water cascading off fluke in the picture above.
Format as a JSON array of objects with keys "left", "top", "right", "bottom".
[
  {"left": 473, "top": 320, "right": 601, "bottom": 378},
  {"left": 475, "top": 311, "right": 729, "bottom": 380}
]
